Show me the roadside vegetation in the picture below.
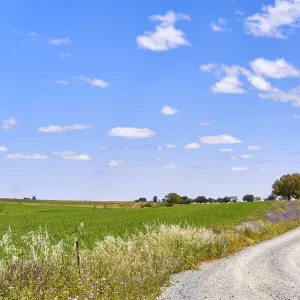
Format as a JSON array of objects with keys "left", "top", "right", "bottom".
[{"left": 0, "top": 173, "right": 300, "bottom": 299}]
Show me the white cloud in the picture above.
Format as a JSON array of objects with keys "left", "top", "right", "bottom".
[
  {"left": 107, "top": 127, "right": 156, "bottom": 139},
  {"left": 248, "top": 145, "right": 263, "bottom": 150},
  {"left": 293, "top": 114, "right": 300, "bottom": 118},
  {"left": 162, "top": 163, "right": 179, "bottom": 169},
  {"left": 60, "top": 154, "right": 92, "bottom": 161},
  {"left": 2, "top": 117, "right": 18, "bottom": 130},
  {"left": 258, "top": 86, "right": 300, "bottom": 107},
  {"left": 235, "top": 10, "right": 244, "bottom": 16},
  {"left": 241, "top": 154, "right": 255, "bottom": 159},
  {"left": 108, "top": 159, "right": 125, "bottom": 166},
  {"left": 210, "top": 17, "right": 231, "bottom": 32},
  {"left": 166, "top": 143, "right": 177, "bottom": 149},
  {"left": 199, "top": 64, "right": 217, "bottom": 72},
  {"left": 231, "top": 167, "right": 248, "bottom": 172},
  {"left": 200, "top": 134, "right": 242, "bottom": 144},
  {"left": 38, "top": 124, "right": 93, "bottom": 133},
  {"left": 52, "top": 151, "right": 76, "bottom": 156},
  {"left": 136, "top": 10, "right": 191, "bottom": 51},
  {"left": 161, "top": 105, "right": 179, "bottom": 115},
  {"left": 59, "top": 52, "right": 71, "bottom": 59},
  {"left": 200, "top": 122, "right": 212, "bottom": 126},
  {"left": 230, "top": 156, "right": 239, "bottom": 160},
  {"left": 247, "top": 75, "right": 272, "bottom": 91},
  {"left": 211, "top": 65, "right": 246, "bottom": 94},
  {"left": 99, "top": 146, "right": 109, "bottom": 150},
  {"left": 245, "top": 0, "right": 300, "bottom": 38},
  {"left": 75, "top": 76, "right": 110, "bottom": 88},
  {"left": 155, "top": 158, "right": 163, "bottom": 161},
  {"left": 0, "top": 146, "right": 8, "bottom": 152},
  {"left": 48, "top": 37, "right": 71, "bottom": 45},
  {"left": 184, "top": 143, "right": 201, "bottom": 149},
  {"left": 219, "top": 148, "right": 235, "bottom": 152},
  {"left": 54, "top": 80, "right": 68, "bottom": 85},
  {"left": 157, "top": 146, "right": 163, "bottom": 151},
  {"left": 5, "top": 153, "right": 49, "bottom": 160},
  {"left": 250, "top": 58, "right": 300, "bottom": 78}
]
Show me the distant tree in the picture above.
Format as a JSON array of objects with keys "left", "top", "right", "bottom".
[
  {"left": 230, "top": 196, "right": 238, "bottom": 203},
  {"left": 265, "top": 194, "right": 277, "bottom": 201},
  {"left": 272, "top": 173, "right": 300, "bottom": 201},
  {"left": 243, "top": 194, "right": 255, "bottom": 202},
  {"left": 207, "top": 198, "right": 215, "bottom": 203},
  {"left": 32, "top": 196, "right": 36, "bottom": 200},
  {"left": 153, "top": 196, "right": 158, "bottom": 203},
  {"left": 181, "top": 196, "right": 192, "bottom": 204},
  {"left": 223, "top": 196, "right": 231, "bottom": 203},
  {"left": 254, "top": 196, "right": 262, "bottom": 202},
  {"left": 165, "top": 193, "right": 181, "bottom": 207},
  {"left": 195, "top": 196, "right": 207, "bottom": 204},
  {"left": 134, "top": 197, "right": 147, "bottom": 202}
]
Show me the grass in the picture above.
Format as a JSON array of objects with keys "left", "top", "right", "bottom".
[
  {"left": 1, "top": 200, "right": 299, "bottom": 299},
  {"left": 0, "top": 201, "right": 274, "bottom": 248}
]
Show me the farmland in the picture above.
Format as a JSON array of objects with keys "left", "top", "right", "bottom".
[
  {"left": 1, "top": 199, "right": 300, "bottom": 299},
  {"left": 0, "top": 199, "right": 273, "bottom": 248}
]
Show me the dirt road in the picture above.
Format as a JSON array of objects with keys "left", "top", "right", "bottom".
[{"left": 158, "top": 227, "right": 300, "bottom": 300}]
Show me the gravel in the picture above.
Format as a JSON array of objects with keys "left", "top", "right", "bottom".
[{"left": 158, "top": 227, "right": 300, "bottom": 300}]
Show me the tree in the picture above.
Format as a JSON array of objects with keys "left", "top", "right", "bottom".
[
  {"left": 195, "top": 196, "right": 207, "bottom": 204},
  {"left": 243, "top": 194, "right": 255, "bottom": 202},
  {"left": 207, "top": 198, "right": 215, "bottom": 203},
  {"left": 230, "top": 196, "right": 238, "bottom": 203},
  {"left": 254, "top": 196, "right": 262, "bottom": 202},
  {"left": 264, "top": 194, "right": 277, "bottom": 201},
  {"left": 135, "top": 197, "right": 147, "bottom": 202},
  {"left": 153, "top": 196, "right": 158, "bottom": 203},
  {"left": 32, "top": 196, "right": 36, "bottom": 200},
  {"left": 222, "top": 196, "right": 231, "bottom": 203},
  {"left": 165, "top": 193, "right": 181, "bottom": 206},
  {"left": 272, "top": 173, "right": 300, "bottom": 201}
]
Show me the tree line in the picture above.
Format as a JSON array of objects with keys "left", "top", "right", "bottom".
[{"left": 134, "top": 173, "right": 300, "bottom": 206}]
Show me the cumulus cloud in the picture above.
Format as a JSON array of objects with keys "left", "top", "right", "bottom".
[
  {"left": 248, "top": 145, "right": 263, "bottom": 150},
  {"left": 48, "top": 37, "right": 71, "bottom": 45},
  {"left": 108, "top": 159, "right": 126, "bottom": 166},
  {"left": 250, "top": 58, "right": 300, "bottom": 78},
  {"left": 166, "top": 144, "right": 177, "bottom": 149},
  {"left": 0, "top": 146, "right": 8, "bottom": 152},
  {"left": 231, "top": 167, "right": 248, "bottom": 172},
  {"left": 241, "top": 154, "right": 255, "bottom": 159},
  {"left": 258, "top": 86, "right": 300, "bottom": 107},
  {"left": 60, "top": 154, "right": 92, "bottom": 161},
  {"left": 293, "top": 114, "right": 300, "bottom": 118},
  {"left": 5, "top": 153, "right": 49, "bottom": 160},
  {"left": 157, "top": 146, "right": 163, "bottom": 151},
  {"left": 245, "top": 0, "right": 300, "bottom": 38},
  {"left": 161, "top": 105, "right": 179, "bottom": 115},
  {"left": 200, "top": 122, "right": 212, "bottom": 126},
  {"left": 210, "top": 17, "right": 231, "bottom": 32},
  {"left": 184, "top": 143, "right": 201, "bottom": 149},
  {"left": 107, "top": 127, "right": 156, "bottom": 139},
  {"left": 200, "top": 134, "right": 242, "bottom": 144},
  {"left": 162, "top": 163, "right": 179, "bottom": 169},
  {"left": 38, "top": 124, "right": 93, "bottom": 133},
  {"left": 75, "top": 76, "right": 110, "bottom": 88},
  {"left": 136, "top": 11, "right": 191, "bottom": 51},
  {"left": 2, "top": 117, "right": 18, "bottom": 130},
  {"left": 219, "top": 148, "right": 235, "bottom": 152}
]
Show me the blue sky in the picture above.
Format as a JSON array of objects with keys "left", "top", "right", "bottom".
[{"left": 1, "top": 0, "right": 300, "bottom": 200}]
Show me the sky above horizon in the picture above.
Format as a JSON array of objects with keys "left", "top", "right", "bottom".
[{"left": 1, "top": 0, "right": 300, "bottom": 201}]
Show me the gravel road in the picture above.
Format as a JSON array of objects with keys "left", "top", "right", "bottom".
[{"left": 158, "top": 227, "right": 300, "bottom": 300}]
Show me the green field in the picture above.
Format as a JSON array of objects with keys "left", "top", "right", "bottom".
[{"left": 0, "top": 200, "right": 274, "bottom": 248}]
